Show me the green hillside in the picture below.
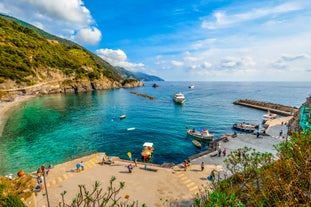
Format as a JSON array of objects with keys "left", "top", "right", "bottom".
[{"left": 0, "top": 14, "right": 125, "bottom": 86}]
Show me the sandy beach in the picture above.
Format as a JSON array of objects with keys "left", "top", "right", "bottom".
[
  {"left": 0, "top": 95, "right": 35, "bottom": 136},
  {"left": 32, "top": 117, "right": 291, "bottom": 207}
]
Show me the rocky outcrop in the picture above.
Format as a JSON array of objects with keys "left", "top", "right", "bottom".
[{"left": 0, "top": 76, "right": 144, "bottom": 101}]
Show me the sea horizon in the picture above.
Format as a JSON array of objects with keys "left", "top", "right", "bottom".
[{"left": 1, "top": 81, "right": 311, "bottom": 176}]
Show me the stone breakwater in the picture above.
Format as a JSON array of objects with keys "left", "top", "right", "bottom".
[{"left": 233, "top": 99, "right": 298, "bottom": 116}]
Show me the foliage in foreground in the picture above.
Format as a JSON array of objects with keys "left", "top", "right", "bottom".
[
  {"left": 59, "top": 176, "right": 145, "bottom": 207},
  {"left": 194, "top": 131, "right": 311, "bottom": 206},
  {"left": 0, "top": 175, "right": 35, "bottom": 207}
]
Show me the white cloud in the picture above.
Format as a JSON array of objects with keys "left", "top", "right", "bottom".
[
  {"left": 96, "top": 48, "right": 144, "bottom": 71},
  {"left": 221, "top": 57, "right": 239, "bottom": 68},
  {"left": 171, "top": 60, "right": 184, "bottom": 66},
  {"left": 24, "top": 0, "right": 91, "bottom": 24},
  {"left": 281, "top": 53, "right": 309, "bottom": 61},
  {"left": 202, "top": 1, "right": 303, "bottom": 29},
  {"left": 271, "top": 53, "right": 310, "bottom": 69},
  {"left": 74, "top": 27, "right": 102, "bottom": 45},
  {"left": 0, "top": 0, "right": 101, "bottom": 45},
  {"left": 202, "top": 62, "right": 212, "bottom": 68}
]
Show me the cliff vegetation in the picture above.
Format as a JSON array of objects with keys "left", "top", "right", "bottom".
[{"left": 0, "top": 14, "right": 143, "bottom": 101}]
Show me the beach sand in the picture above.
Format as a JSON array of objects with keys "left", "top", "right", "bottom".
[
  {"left": 33, "top": 117, "right": 291, "bottom": 207},
  {"left": 0, "top": 95, "right": 35, "bottom": 136}
]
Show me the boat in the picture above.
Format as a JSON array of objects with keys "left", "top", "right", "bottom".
[
  {"left": 189, "top": 84, "right": 194, "bottom": 89},
  {"left": 232, "top": 122, "right": 259, "bottom": 133},
  {"left": 262, "top": 110, "right": 277, "bottom": 123},
  {"left": 192, "top": 139, "right": 202, "bottom": 149},
  {"left": 152, "top": 83, "right": 159, "bottom": 88},
  {"left": 141, "top": 142, "right": 154, "bottom": 161},
  {"left": 119, "top": 114, "right": 126, "bottom": 120},
  {"left": 186, "top": 127, "right": 214, "bottom": 141},
  {"left": 173, "top": 92, "right": 185, "bottom": 104}
]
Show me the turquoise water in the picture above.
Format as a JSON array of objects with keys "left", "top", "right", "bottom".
[{"left": 1, "top": 81, "right": 310, "bottom": 175}]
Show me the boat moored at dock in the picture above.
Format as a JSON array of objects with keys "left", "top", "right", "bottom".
[
  {"left": 192, "top": 139, "right": 202, "bottom": 148},
  {"left": 232, "top": 122, "right": 259, "bottom": 133},
  {"left": 262, "top": 110, "right": 277, "bottom": 123},
  {"left": 186, "top": 127, "right": 214, "bottom": 141},
  {"left": 141, "top": 142, "right": 154, "bottom": 161}
]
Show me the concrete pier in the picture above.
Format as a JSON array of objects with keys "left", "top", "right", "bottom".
[{"left": 233, "top": 99, "right": 298, "bottom": 116}]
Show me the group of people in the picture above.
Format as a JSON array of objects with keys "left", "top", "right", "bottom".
[
  {"left": 76, "top": 161, "right": 85, "bottom": 172},
  {"left": 34, "top": 163, "right": 53, "bottom": 192},
  {"left": 183, "top": 159, "right": 191, "bottom": 171},
  {"left": 218, "top": 147, "right": 226, "bottom": 157}
]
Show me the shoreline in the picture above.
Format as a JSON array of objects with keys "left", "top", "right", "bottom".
[
  {"left": 0, "top": 115, "right": 291, "bottom": 206},
  {"left": 32, "top": 117, "right": 290, "bottom": 207},
  {"left": 0, "top": 95, "right": 35, "bottom": 136}
]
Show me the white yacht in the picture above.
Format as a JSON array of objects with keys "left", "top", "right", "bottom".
[{"left": 173, "top": 92, "right": 185, "bottom": 104}]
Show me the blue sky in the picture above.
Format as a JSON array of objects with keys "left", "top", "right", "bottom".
[{"left": 1, "top": 0, "right": 311, "bottom": 81}]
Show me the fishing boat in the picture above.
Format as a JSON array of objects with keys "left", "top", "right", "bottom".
[
  {"left": 173, "top": 92, "right": 185, "bottom": 104},
  {"left": 141, "top": 142, "right": 154, "bottom": 161},
  {"left": 119, "top": 114, "right": 126, "bottom": 120},
  {"left": 186, "top": 127, "right": 214, "bottom": 141},
  {"left": 262, "top": 110, "right": 277, "bottom": 123},
  {"left": 192, "top": 139, "right": 202, "bottom": 149},
  {"left": 232, "top": 122, "right": 259, "bottom": 133}
]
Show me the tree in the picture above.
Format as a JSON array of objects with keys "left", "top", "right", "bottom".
[{"left": 59, "top": 176, "right": 145, "bottom": 207}]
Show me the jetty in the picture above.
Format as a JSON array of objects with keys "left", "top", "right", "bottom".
[
  {"left": 233, "top": 99, "right": 298, "bottom": 116},
  {"left": 130, "top": 91, "right": 155, "bottom": 100}
]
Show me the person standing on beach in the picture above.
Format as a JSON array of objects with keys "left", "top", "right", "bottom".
[
  {"left": 183, "top": 160, "right": 187, "bottom": 171},
  {"left": 201, "top": 162, "right": 204, "bottom": 171},
  {"left": 80, "top": 161, "right": 85, "bottom": 171},
  {"left": 222, "top": 148, "right": 226, "bottom": 156},
  {"left": 40, "top": 164, "right": 45, "bottom": 175},
  {"left": 218, "top": 148, "right": 222, "bottom": 157},
  {"left": 134, "top": 158, "right": 138, "bottom": 167}
]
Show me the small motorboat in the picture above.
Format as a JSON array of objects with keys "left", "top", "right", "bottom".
[
  {"left": 173, "top": 92, "right": 185, "bottom": 104},
  {"left": 119, "top": 114, "right": 126, "bottom": 120},
  {"left": 262, "top": 110, "right": 277, "bottom": 123},
  {"left": 189, "top": 84, "right": 194, "bottom": 89},
  {"left": 232, "top": 122, "right": 259, "bottom": 133},
  {"left": 186, "top": 127, "right": 214, "bottom": 141},
  {"left": 192, "top": 139, "right": 202, "bottom": 149},
  {"left": 141, "top": 142, "right": 154, "bottom": 161}
]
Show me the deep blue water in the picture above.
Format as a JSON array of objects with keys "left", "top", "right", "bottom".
[{"left": 1, "top": 81, "right": 310, "bottom": 175}]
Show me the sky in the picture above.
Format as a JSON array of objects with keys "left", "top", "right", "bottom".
[{"left": 1, "top": 0, "right": 311, "bottom": 81}]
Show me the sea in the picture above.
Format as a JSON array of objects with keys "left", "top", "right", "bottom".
[{"left": 1, "top": 81, "right": 311, "bottom": 176}]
